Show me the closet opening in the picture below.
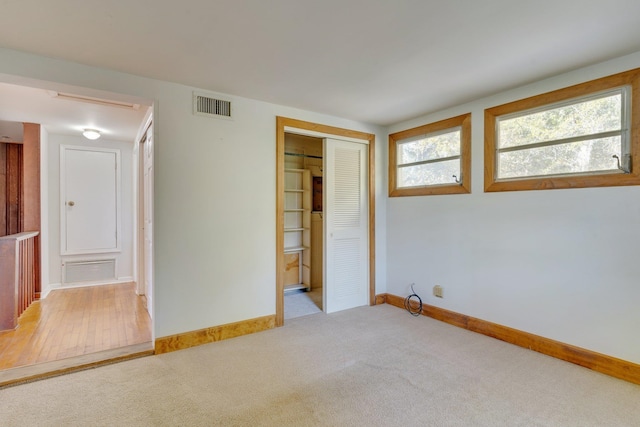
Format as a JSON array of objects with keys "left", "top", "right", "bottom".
[
  {"left": 283, "top": 133, "right": 324, "bottom": 320},
  {"left": 275, "top": 116, "right": 376, "bottom": 328}
]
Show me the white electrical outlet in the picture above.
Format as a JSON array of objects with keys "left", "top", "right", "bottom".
[{"left": 433, "top": 285, "right": 443, "bottom": 298}]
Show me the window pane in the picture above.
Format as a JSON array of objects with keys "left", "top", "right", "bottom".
[
  {"left": 498, "top": 93, "right": 622, "bottom": 149},
  {"left": 398, "top": 130, "right": 460, "bottom": 164},
  {"left": 497, "top": 137, "right": 621, "bottom": 179},
  {"left": 398, "top": 159, "right": 460, "bottom": 187}
]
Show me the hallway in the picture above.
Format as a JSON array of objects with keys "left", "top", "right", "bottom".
[{"left": 0, "top": 282, "right": 151, "bottom": 370}]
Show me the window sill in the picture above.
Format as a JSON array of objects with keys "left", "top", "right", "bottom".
[
  {"left": 390, "top": 183, "right": 470, "bottom": 197},
  {"left": 484, "top": 172, "right": 640, "bottom": 192}
]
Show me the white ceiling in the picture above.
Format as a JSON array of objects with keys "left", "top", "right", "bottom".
[
  {"left": 0, "top": 82, "right": 149, "bottom": 142},
  {"left": 1, "top": 0, "right": 640, "bottom": 127}
]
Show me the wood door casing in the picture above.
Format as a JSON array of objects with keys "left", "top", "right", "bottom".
[{"left": 275, "top": 116, "right": 376, "bottom": 327}]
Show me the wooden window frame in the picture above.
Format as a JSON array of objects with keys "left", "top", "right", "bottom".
[
  {"left": 389, "top": 113, "right": 471, "bottom": 197},
  {"left": 485, "top": 68, "right": 640, "bottom": 192}
]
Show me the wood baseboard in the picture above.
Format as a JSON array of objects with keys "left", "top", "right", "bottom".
[
  {"left": 379, "top": 293, "right": 640, "bottom": 386},
  {"left": 374, "top": 294, "right": 387, "bottom": 305},
  {"left": 155, "top": 315, "right": 276, "bottom": 355}
]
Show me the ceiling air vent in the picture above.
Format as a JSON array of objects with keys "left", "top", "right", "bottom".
[{"left": 193, "top": 92, "right": 233, "bottom": 120}]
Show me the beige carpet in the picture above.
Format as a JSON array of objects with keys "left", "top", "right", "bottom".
[{"left": 1, "top": 304, "right": 639, "bottom": 426}]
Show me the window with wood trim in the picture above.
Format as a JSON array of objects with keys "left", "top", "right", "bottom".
[
  {"left": 389, "top": 113, "right": 471, "bottom": 196},
  {"left": 485, "top": 68, "right": 640, "bottom": 192}
]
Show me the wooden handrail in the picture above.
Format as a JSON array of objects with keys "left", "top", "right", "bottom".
[
  {"left": 0, "top": 231, "right": 39, "bottom": 242},
  {"left": 0, "top": 231, "right": 40, "bottom": 331}
]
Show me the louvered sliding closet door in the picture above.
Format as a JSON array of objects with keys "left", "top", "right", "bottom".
[{"left": 323, "top": 138, "right": 368, "bottom": 313}]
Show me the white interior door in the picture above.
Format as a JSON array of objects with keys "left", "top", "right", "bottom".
[
  {"left": 323, "top": 138, "right": 368, "bottom": 313},
  {"left": 143, "top": 127, "right": 154, "bottom": 318},
  {"left": 61, "top": 146, "right": 120, "bottom": 254}
]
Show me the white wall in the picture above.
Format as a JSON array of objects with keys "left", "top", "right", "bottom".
[
  {"left": 46, "top": 134, "right": 135, "bottom": 289},
  {"left": 3, "top": 45, "right": 636, "bottom": 365},
  {"left": 0, "top": 47, "right": 387, "bottom": 339},
  {"left": 386, "top": 51, "right": 640, "bottom": 364}
]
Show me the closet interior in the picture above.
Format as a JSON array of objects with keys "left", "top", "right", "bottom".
[{"left": 283, "top": 133, "right": 323, "bottom": 317}]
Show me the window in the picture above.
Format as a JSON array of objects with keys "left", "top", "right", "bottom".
[
  {"left": 485, "top": 68, "right": 640, "bottom": 192},
  {"left": 389, "top": 113, "right": 471, "bottom": 196}
]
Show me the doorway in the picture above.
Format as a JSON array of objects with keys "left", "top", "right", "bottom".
[
  {"left": 283, "top": 133, "right": 323, "bottom": 320},
  {"left": 137, "top": 119, "right": 154, "bottom": 320},
  {"left": 276, "top": 117, "right": 376, "bottom": 326},
  {"left": 0, "top": 81, "right": 154, "bottom": 376}
]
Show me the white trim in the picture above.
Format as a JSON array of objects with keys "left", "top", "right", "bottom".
[
  {"left": 40, "top": 283, "right": 57, "bottom": 299},
  {"left": 48, "top": 277, "right": 135, "bottom": 292},
  {"left": 134, "top": 107, "right": 154, "bottom": 145},
  {"left": 133, "top": 110, "right": 153, "bottom": 295},
  {"left": 62, "top": 257, "right": 117, "bottom": 285}
]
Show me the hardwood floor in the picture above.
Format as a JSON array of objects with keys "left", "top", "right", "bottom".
[{"left": 0, "top": 282, "right": 152, "bottom": 370}]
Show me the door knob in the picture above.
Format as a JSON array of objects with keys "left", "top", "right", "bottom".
[{"left": 68, "top": 201, "right": 75, "bottom": 206}]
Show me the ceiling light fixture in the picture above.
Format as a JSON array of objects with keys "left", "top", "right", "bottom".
[{"left": 82, "top": 129, "right": 101, "bottom": 140}]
